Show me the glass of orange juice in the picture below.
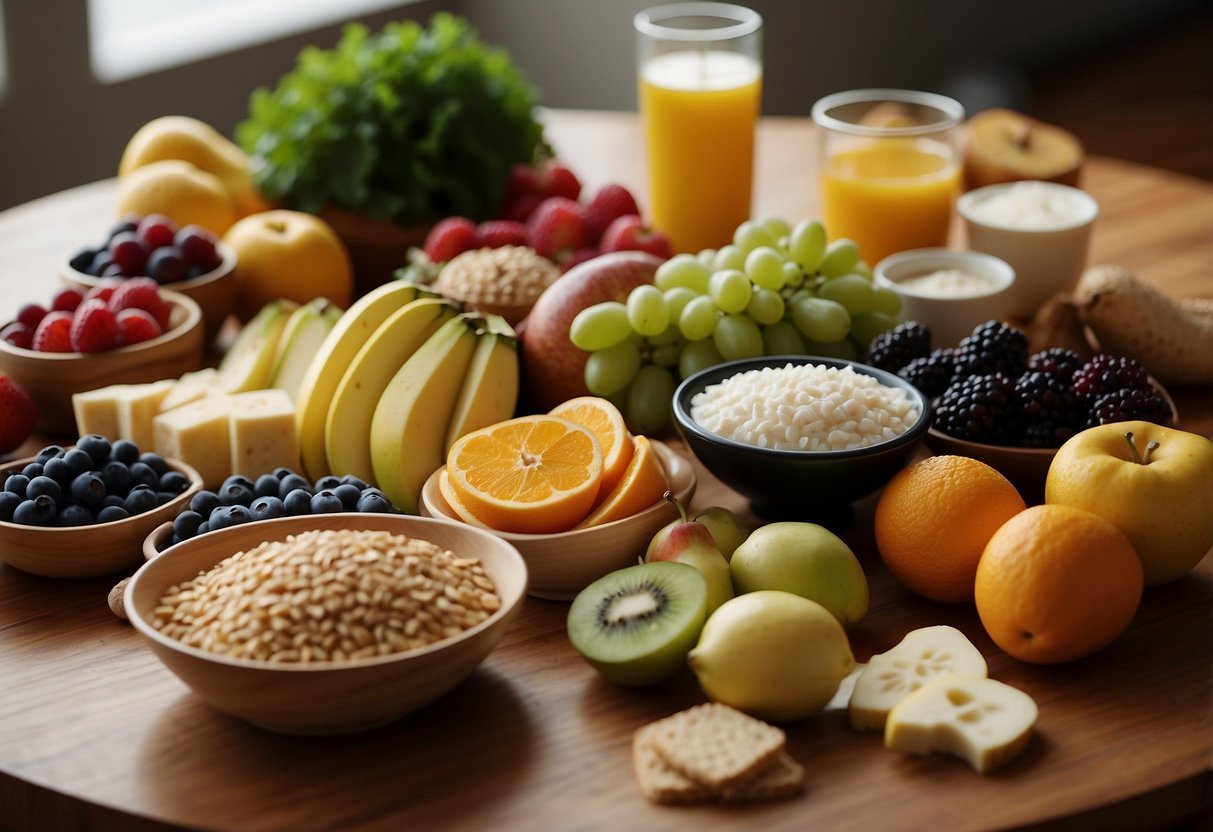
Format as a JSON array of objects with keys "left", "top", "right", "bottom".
[
  {"left": 635, "top": 3, "right": 762, "bottom": 254},
  {"left": 811, "top": 89, "right": 964, "bottom": 265}
]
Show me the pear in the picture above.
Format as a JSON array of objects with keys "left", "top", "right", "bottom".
[
  {"left": 214, "top": 298, "right": 298, "bottom": 393},
  {"left": 691, "top": 505, "right": 751, "bottom": 561},
  {"left": 645, "top": 492, "right": 734, "bottom": 615},
  {"left": 267, "top": 298, "right": 343, "bottom": 403}
]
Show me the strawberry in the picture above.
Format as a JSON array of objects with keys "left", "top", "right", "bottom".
[
  {"left": 559, "top": 247, "right": 600, "bottom": 274},
  {"left": 599, "top": 215, "right": 673, "bottom": 260},
  {"left": 584, "top": 184, "right": 641, "bottom": 243},
  {"left": 527, "top": 197, "right": 590, "bottom": 260},
  {"left": 501, "top": 192, "right": 544, "bottom": 224},
  {"left": 116, "top": 307, "right": 163, "bottom": 347},
  {"left": 475, "top": 220, "right": 529, "bottom": 249},
  {"left": 109, "top": 277, "right": 172, "bottom": 330},
  {"left": 423, "top": 217, "right": 478, "bottom": 263},
  {"left": 31, "top": 311, "right": 73, "bottom": 352},
  {"left": 0, "top": 374, "right": 37, "bottom": 454},
  {"left": 537, "top": 159, "right": 582, "bottom": 201},
  {"left": 70, "top": 298, "right": 120, "bottom": 353},
  {"left": 50, "top": 285, "right": 84, "bottom": 313},
  {"left": 503, "top": 163, "right": 543, "bottom": 205}
]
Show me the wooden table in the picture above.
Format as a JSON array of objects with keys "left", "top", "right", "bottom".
[{"left": 1, "top": 110, "right": 1210, "bottom": 831}]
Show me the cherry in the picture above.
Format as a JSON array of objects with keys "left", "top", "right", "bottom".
[
  {"left": 147, "top": 246, "right": 187, "bottom": 284},
  {"left": 137, "top": 214, "right": 177, "bottom": 250},
  {"left": 174, "top": 225, "right": 220, "bottom": 270},
  {"left": 108, "top": 231, "right": 148, "bottom": 275}
]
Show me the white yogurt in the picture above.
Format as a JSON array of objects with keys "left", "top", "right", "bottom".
[
  {"left": 964, "top": 181, "right": 1092, "bottom": 230},
  {"left": 895, "top": 268, "right": 998, "bottom": 298}
]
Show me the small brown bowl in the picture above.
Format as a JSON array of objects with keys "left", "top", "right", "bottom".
[
  {"left": 126, "top": 512, "right": 527, "bottom": 735},
  {"left": 0, "top": 291, "right": 204, "bottom": 436},
  {"left": 61, "top": 242, "right": 236, "bottom": 345},
  {"left": 0, "top": 455, "right": 201, "bottom": 578}
]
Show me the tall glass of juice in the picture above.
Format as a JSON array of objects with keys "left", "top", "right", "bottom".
[
  {"left": 635, "top": 3, "right": 762, "bottom": 254},
  {"left": 812, "top": 89, "right": 964, "bottom": 265}
]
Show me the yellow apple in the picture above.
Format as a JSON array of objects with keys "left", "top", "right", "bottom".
[
  {"left": 1045, "top": 420, "right": 1213, "bottom": 585},
  {"left": 963, "top": 108, "right": 1084, "bottom": 191},
  {"left": 224, "top": 210, "right": 354, "bottom": 322}
]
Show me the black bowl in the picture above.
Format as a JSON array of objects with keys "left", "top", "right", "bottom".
[{"left": 672, "top": 356, "right": 931, "bottom": 525}]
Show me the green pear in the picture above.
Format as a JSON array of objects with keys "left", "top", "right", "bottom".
[
  {"left": 729, "top": 521, "right": 868, "bottom": 628},
  {"left": 645, "top": 492, "right": 734, "bottom": 615},
  {"left": 692, "top": 506, "right": 751, "bottom": 561}
]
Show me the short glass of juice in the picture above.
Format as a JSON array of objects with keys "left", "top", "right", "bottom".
[{"left": 811, "top": 89, "right": 965, "bottom": 265}]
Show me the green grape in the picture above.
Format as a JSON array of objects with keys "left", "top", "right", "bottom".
[
  {"left": 819, "top": 238, "right": 861, "bottom": 278},
  {"left": 746, "top": 287, "right": 785, "bottom": 325},
  {"left": 650, "top": 341, "right": 683, "bottom": 368},
  {"left": 761, "top": 320, "right": 807, "bottom": 355},
  {"left": 654, "top": 253, "right": 711, "bottom": 293},
  {"left": 697, "top": 248, "right": 718, "bottom": 270},
  {"left": 708, "top": 269, "right": 752, "bottom": 314},
  {"left": 678, "top": 295, "right": 719, "bottom": 341},
  {"left": 759, "top": 215, "right": 791, "bottom": 239},
  {"left": 713, "top": 313, "right": 764, "bottom": 361},
  {"left": 853, "top": 260, "right": 873, "bottom": 280},
  {"left": 626, "top": 284, "right": 669, "bottom": 336},
  {"left": 782, "top": 261, "right": 804, "bottom": 289},
  {"left": 627, "top": 364, "right": 677, "bottom": 435},
  {"left": 663, "top": 286, "right": 699, "bottom": 321},
  {"left": 792, "top": 296, "right": 851, "bottom": 343},
  {"left": 678, "top": 338, "right": 723, "bottom": 379},
  {"left": 647, "top": 323, "right": 683, "bottom": 346},
  {"left": 714, "top": 244, "right": 746, "bottom": 272},
  {"left": 803, "top": 337, "right": 860, "bottom": 361},
  {"left": 818, "top": 274, "right": 876, "bottom": 315},
  {"left": 733, "top": 220, "right": 778, "bottom": 253},
  {"left": 585, "top": 340, "right": 642, "bottom": 396},
  {"left": 849, "top": 311, "right": 898, "bottom": 353},
  {"left": 788, "top": 219, "right": 827, "bottom": 272},
  {"left": 744, "top": 246, "right": 786, "bottom": 290},
  {"left": 871, "top": 286, "right": 903, "bottom": 317},
  {"left": 569, "top": 301, "right": 630, "bottom": 351}
]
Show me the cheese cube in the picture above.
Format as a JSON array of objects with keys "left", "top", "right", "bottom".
[
  {"left": 73, "top": 385, "right": 127, "bottom": 441},
  {"left": 228, "top": 389, "right": 299, "bottom": 479},
  {"left": 160, "top": 368, "right": 222, "bottom": 413},
  {"left": 115, "top": 380, "right": 177, "bottom": 451},
  {"left": 154, "top": 395, "right": 234, "bottom": 489}
]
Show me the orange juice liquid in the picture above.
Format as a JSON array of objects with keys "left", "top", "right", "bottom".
[
  {"left": 640, "top": 51, "right": 762, "bottom": 253},
  {"left": 820, "top": 139, "right": 959, "bottom": 264}
]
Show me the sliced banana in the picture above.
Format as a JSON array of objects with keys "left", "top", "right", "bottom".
[
  {"left": 849, "top": 625, "right": 987, "bottom": 731},
  {"left": 885, "top": 676, "right": 1038, "bottom": 773}
]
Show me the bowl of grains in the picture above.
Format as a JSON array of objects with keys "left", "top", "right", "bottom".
[
  {"left": 672, "top": 356, "right": 931, "bottom": 522},
  {"left": 124, "top": 513, "right": 527, "bottom": 735}
]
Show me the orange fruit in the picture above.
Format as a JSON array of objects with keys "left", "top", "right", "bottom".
[
  {"left": 115, "top": 159, "right": 239, "bottom": 234},
  {"left": 548, "top": 396, "right": 634, "bottom": 502},
  {"left": 436, "top": 469, "right": 490, "bottom": 529},
  {"left": 975, "top": 504, "right": 1143, "bottom": 664},
  {"left": 445, "top": 415, "right": 602, "bottom": 534},
  {"left": 874, "top": 455, "right": 1026, "bottom": 603},
  {"left": 573, "top": 435, "right": 668, "bottom": 529}
]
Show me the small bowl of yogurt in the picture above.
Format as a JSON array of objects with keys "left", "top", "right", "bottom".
[
  {"left": 874, "top": 248, "right": 1015, "bottom": 347},
  {"left": 957, "top": 181, "right": 1099, "bottom": 319}
]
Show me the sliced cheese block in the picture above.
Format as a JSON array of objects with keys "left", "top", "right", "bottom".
[
  {"left": 884, "top": 676, "right": 1038, "bottom": 773},
  {"left": 849, "top": 626, "right": 988, "bottom": 731},
  {"left": 228, "top": 389, "right": 299, "bottom": 479},
  {"left": 160, "top": 368, "right": 222, "bottom": 412},
  {"left": 73, "top": 385, "right": 126, "bottom": 440},
  {"left": 115, "top": 380, "right": 177, "bottom": 452},
  {"left": 154, "top": 395, "right": 235, "bottom": 489}
]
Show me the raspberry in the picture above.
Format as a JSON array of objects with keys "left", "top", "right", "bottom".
[
  {"left": 897, "top": 348, "right": 956, "bottom": 397},
  {"left": 867, "top": 321, "right": 931, "bottom": 373},
  {"left": 31, "top": 311, "right": 73, "bottom": 352},
  {"left": 0, "top": 322, "right": 33, "bottom": 350},
  {"left": 1015, "top": 371, "right": 1084, "bottom": 448},
  {"left": 15, "top": 303, "right": 47, "bottom": 330},
  {"left": 527, "top": 197, "right": 591, "bottom": 260},
  {"left": 933, "top": 373, "right": 1021, "bottom": 444},
  {"left": 422, "top": 216, "right": 478, "bottom": 263},
  {"left": 1089, "top": 387, "right": 1173, "bottom": 428},
  {"left": 0, "top": 375, "right": 37, "bottom": 454},
  {"left": 109, "top": 277, "right": 172, "bottom": 330},
  {"left": 84, "top": 279, "right": 123, "bottom": 306},
  {"left": 474, "top": 220, "right": 529, "bottom": 249},
  {"left": 1026, "top": 347, "right": 1085, "bottom": 380},
  {"left": 1072, "top": 354, "right": 1151, "bottom": 401},
  {"left": 70, "top": 299, "right": 120, "bottom": 353},
  {"left": 584, "top": 183, "right": 641, "bottom": 243},
  {"left": 116, "top": 308, "right": 163, "bottom": 346},
  {"left": 50, "top": 286, "right": 85, "bottom": 313},
  {"left": 953, "top": 320, "right": 1029, "bottom": 379}
]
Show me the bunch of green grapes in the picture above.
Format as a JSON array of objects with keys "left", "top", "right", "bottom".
[{"left": 567, "top": 217, "right": 902, "bottom": 433}]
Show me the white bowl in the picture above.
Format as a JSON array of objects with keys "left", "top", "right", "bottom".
[{"left": 874, "top": 248, "right": 1015, "bottom": 347}]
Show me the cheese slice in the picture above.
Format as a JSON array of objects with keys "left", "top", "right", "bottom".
[
  {"left": 154, "top": 395, "right": 234, "bottom": 489},
  {"left": 160, "top": 368, "right": 222, "bottom": 412},
  {"left": 228, "top": 389, "right": 299, "bottom": 480},
  {"left": 73, "top": 385, "right": 126, "bottom": 441},
  {"left": 115, "top": 380, "right": 177, "bottom": 452}
]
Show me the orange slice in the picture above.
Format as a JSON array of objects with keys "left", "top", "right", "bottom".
[
  {"left": 573, "top": 435, "right": 669, "bottom": 529},
  {"left": 549, "top": 396, "right": 634, "bottom": 503},
  {"left": 437, "top": 469, "right": 490, "bottom": 529},
  {"left": 446, "top": 414, "right": 603, "bottom": 534}
]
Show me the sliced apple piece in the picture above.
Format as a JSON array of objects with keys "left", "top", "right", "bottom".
[
  {"left": 849, "top": 625, "right": 988, "bottom": 731},
  {"left": 963, "top": 108, "right": 1084, "bottom": 191},
  {"left": 885, "top": 676, "right": 1037, "bottom": 773}
]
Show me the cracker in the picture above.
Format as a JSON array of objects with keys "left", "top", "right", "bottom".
[
  {"left": 646, "top": 703, "right": 786, "bottom": 789},
  {"left": 632, "top": 724, "right": 714, "bottom": 805},
  {"left": 718, "top": 752, "right": 805, "bottom": 803}
]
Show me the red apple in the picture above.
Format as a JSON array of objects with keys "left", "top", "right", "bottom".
[
  {"left": 599, "top": 215, "right": 673, "bottom": 259},
  {"left": 520, "top": 250, "right": 661, "bottom": 410}
]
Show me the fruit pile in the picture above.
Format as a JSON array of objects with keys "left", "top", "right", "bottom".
[
  {"left": 1, "top": 435, "right": 191, "bottom": 526},
  {"left": 69, "top": 214, "right": 224, "bottom": 284},
  {"left": 1, "top": 277, "right": 175, "bottom": 353},
  {"left": 867, "top": 319, "right": 1173, "bottom": 447}
]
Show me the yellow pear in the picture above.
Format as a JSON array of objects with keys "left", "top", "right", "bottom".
[{"left": 115, "top": 159, "right": 239, "bottom": 235}]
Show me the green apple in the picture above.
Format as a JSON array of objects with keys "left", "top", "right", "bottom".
[
  {"left": 692, "top": 506, "right": 751, "bottom": 561},
  {"left": 729, "top": 521, "right": 868, "bottom": 628},
  {"left": 1045, "top": 420, "right": 1213, "bottom": 585}
]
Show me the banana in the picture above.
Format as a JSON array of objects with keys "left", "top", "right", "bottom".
[
  {"left": 443, "top": 315, "right": 520, "bottom": 454},
  {"left": 215, "top": 298, "right": 299, "bottom": 393},
  {"left": 325, "top": 297, "right": 460, "bottom": 483},
  {"left": 370, "top": 315, "right": 479, "bottom": 514},
  {"left": 294, "top": 280, "right": 435, "bottom": 480},
  {"left": 268, "top": 297, "right": 344, "bottom": 403}
]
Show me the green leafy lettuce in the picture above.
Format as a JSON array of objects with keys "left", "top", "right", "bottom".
[{"left": 237, "top": 14, "right": 546, "bottom": 226}]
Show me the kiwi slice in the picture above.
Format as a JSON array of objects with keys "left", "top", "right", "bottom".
[{"left": 566, "top": 561, "right": 709, "bottom": 687}]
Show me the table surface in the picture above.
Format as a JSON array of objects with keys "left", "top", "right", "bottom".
[{"left": 1, "top": 109, "right": 1211, "bottom": 832}]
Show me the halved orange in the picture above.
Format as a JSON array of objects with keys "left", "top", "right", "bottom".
[
  {"left": 437, "top": 469, "right": 490, "bottom": 529},
  {"left": 445, "top": 414, "right": 603, "bottom": 534},
  {"left": 549, "top": 396, "right": 634, "bottom": 504},
  {"left": 574, "top": 435, "right": 669, "bottom": 529}
]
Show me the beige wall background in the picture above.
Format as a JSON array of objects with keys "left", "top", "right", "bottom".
[{"left": 0, "top": 0, "right": 1202, "bottom": 211}]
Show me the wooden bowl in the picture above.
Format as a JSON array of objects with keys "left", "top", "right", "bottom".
[
  {"left": 319, "top": 207, "right": 431, "bottom": 298},
  {"left": 61, "top": 242, "right": 236, "bottom": 346},
  {"left": 0, "top": 291, "right": 204, "bottom": 436},
  {"left": 418, "top": 440, "right": 697, "bottom": 600},
  {"left": 0, "top": 455, "right": 201, "bottom": 578},
  {"left": 125, "top": 513, "right": 527, "bottom": 735}
]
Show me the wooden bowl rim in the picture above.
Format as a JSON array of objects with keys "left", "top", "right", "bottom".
[{"left": 61, "top": 241, "right": 236, "bottom": 292}]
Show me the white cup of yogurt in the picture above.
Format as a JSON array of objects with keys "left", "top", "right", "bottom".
[
  {"left": 957, "top": 181, "right": 1099, "bottom": 320},
  {"left": 874, "top": 248, "right": 1016, "bottom": 348}
]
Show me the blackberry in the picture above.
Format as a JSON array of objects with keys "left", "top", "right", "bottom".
[
  {"left": 1015, "top": 372, "right": 1084, "bottom": 448},
  {"left": 953, "top": 320, "right": 1029, "bottom": 379},
  {"left": 1072, "top": 354, "right": 1151, "bottom": 401},
  {"left": 1026, "top": 348, "right": 1085, "bottom": 381},
  {"left": 898, "top": 348, "right": 957, "bottom": 397},
  {"left": 1089, "top": 387, "right": 1173, "bottom": 427},
  {"left": 933, "top": 373, "right": 1021, "bottom": 444},
  {"left": 866, "top": 321, "right": 931, "bottom": 372}
]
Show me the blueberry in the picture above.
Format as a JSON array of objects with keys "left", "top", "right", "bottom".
[
  {"left": 313, "top": 475, "right": 343, "bottom": 492},
  {"left": 158, "top": 471, "right": 190, "bottom": 494},
  {"left": 14, "top": 495, "right": 57, "bottom": 526},
  {"left": 172, "top": 510, "right": 204, "bottom": 540},
  {"left": 56, "top": 504, "right": 94, "bottom": 526},
  {"left": 209, "top": 504, "right": 252, "bottom": 530},
  {"left": 195, "top": 520, "right": 210, "bottom": 536},
  {"left": 42, "top": 457, "right": 75, "bottom": 487},
  {"left": 101, "top": 494, "right": 126, "bottom": 509},
  {"left": 138, "top": 452, "right": 168, "bottom": 477},
  {"left": 190, "top": 490, "right": 221, "bottom": 517},
  {"left": 4, "top": 474, "right": 30, "bottom": 499},
  {"left": 128, "top": 462, "right": 159, "bottom": 490},
  {"left": 310, "top": 489, "right": 345, "bottom": 514},
  {"left": 109, "top": 440, "right": 140, "bottom": 466},
  {"left": 340, "top": 475, "right": 369, "bottom": 491},
  {"left": 156, "top": 491, "right": 178, "bottom": 506},
  {"left": 88, "top": 251, "right": 115, "bottom": 276},
  {"left": 106, "top": 218, "right": 138, "bottom": 242},
  {"left": 63, "top": 448, "right": 93, "bottom": 475},
  {"left": 219, "top": 482, "right": 254, "bottom": 507},
  {"left": 283, "top": 488, "right": 313, "bottom": 516},
  {"left": 271, "top": 466, "right": 297, "bottom": 480},
  {"left": 355, "top": 491, "right": 392, "bottom": 514},
  {"left": 26, "top": 475, "right": 62, "bottom": 503},
  {"left": 0, "top": 491, "right": 20, "bottom": 521},
  {"left": 100, "top": 461, "right": 131, "bottom": 495},
  {"left": 254, "top": 474, "right": 281, "bottom": 499},
  {"left": 96, "top": 505, "right": 130, "bottom": 524},
  {"left": 70, "top": 247, "right": 100, "bottom": 272},
  {"left": 334, "top": 483, "right": 362, "bottom": 510},
  {"left": 69, "top": 473, "right": 107, "bottom": 506},
  {"left": 124, "top": 484, "right": 158, "bottom": 516},
  {"left": 221, "top": 474, "right": 255, "bottom": 493},
  {"left": 278, "top": 474, "right": 312, "bottom": 500},
  {"left": 35, "top": 445, "right": 65, "bottom": 465},
  {"left": 249, "top": 495, "right": 287, "bottom": 521},
  {"left": 76, "top": 434, "right": 112, "bottom": 465},
  {"left": 21, "top": 462, "right": 44, "bottom": 479}
]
